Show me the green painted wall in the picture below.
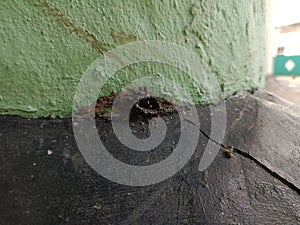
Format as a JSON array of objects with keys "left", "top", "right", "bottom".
[{"left": 0, "top": 0, "right": 265, "bottom": 117}]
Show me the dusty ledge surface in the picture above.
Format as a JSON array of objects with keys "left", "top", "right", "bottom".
[{"left": 0, "top": 90, "right": 299, "bottom": 224}]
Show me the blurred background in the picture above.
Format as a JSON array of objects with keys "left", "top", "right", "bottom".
[{"left": 266, "top": 0, "right": 300, "bottom": 104}]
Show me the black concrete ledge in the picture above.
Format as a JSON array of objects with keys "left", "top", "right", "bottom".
[{"left": 0, "top": 90, "right": 299, "bottom": 225}]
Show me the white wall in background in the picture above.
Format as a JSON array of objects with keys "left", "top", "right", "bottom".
[{"left": 266, "top": 0, "right": 300, "bottom": 75}]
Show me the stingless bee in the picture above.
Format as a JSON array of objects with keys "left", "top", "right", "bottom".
[{"left": 222, "top": 145, "right": 234, "bottom": 158}]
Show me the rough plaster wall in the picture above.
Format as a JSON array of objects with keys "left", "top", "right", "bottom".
[{"left": 0, "top": 0, "right": 265, "bottom": 117}]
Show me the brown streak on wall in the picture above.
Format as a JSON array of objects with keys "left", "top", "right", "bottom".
[{"left": 35, "top": 1, "right": 108, "bottom": 53}]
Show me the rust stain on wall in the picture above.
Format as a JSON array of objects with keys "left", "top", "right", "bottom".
[
  {"left": 33, "top": 1, "right": 135, "bottom": 72},
  {"left": 35, "top": 1, "right": 108, "bottom": 53},
  {"left": 111, "top": 29, "right": 137, "bottom": 45}
]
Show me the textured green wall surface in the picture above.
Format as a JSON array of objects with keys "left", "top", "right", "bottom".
[{"left": 0, "top": 0, "right": 265, "bottom": 117}]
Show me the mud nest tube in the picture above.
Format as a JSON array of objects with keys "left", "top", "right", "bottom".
[{"left": 77, "top": 88, "right": 177, "bottom": 120}]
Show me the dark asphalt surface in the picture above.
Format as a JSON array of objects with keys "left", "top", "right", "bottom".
[{"left": 0, "top": 90, "right": 299, "bottom": 224}]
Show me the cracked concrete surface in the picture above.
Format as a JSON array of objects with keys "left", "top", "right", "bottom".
[
  {"left": 0, "top": 90, "right": 299, "bottom": 224},
  {"left": 225, "top": 90, "right": 300, "bottom": 191},
  {"left": 185, "top": 116, "right": 300, "bottom": 195}
]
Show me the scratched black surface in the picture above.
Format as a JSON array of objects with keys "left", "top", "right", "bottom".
[{"left": 0, "top": 90, "right": 299, "bottom": 225}]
